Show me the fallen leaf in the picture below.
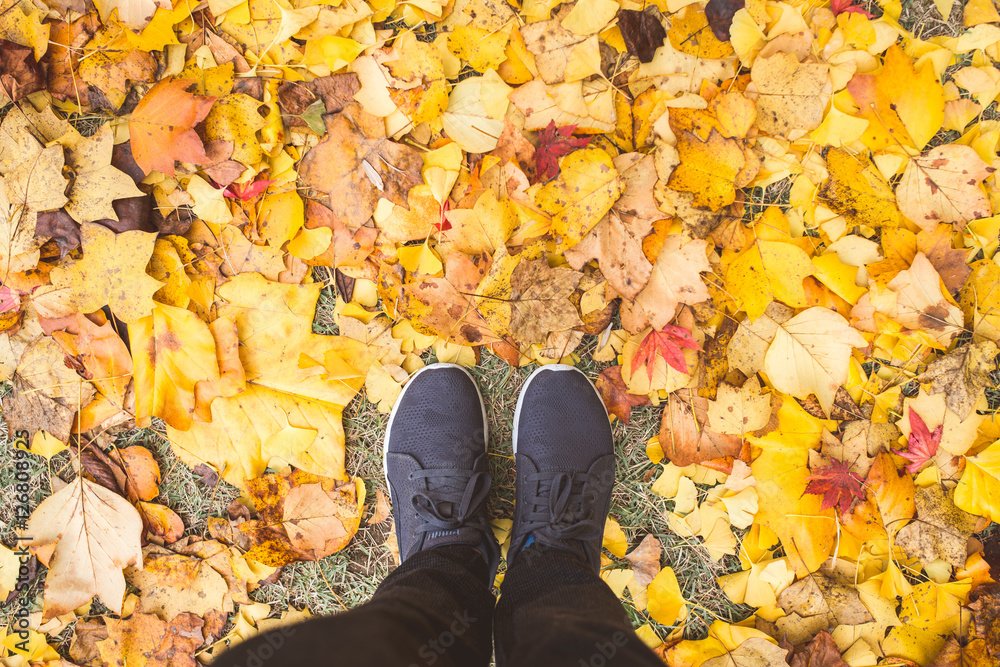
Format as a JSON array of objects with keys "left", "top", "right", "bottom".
[
  {"left": 648, "top": 566, "right": 686, "bottom": 625},
  {"left": 596, "top": 365, "right": 650, "bottom": 424},
  {"left": 508, "top": 258, "right": 584, "bottom": 347},
  {"left": 25, "top": 477, "right": 143, "bottom": 619},
  {"left": 521, "top": 18, "right": 601, "bottom": 84},
  {"left": 707, "top": 376, "right": 771, "bottom": 435},
  {"left": 534, "top": 120, "right": 591, "bottom": 182},
  {"left": 831, "top": 0, "right": 873, "bottom": 16},
  {"left": 624, "top": 534, "right": 662, "bottom": 586},
  {"left": 63, "top": 126, "right": 144, "bottom": 224},
  {"left": 819, "top": 147, "right": 901, "bottom": 229},
  {"left": 788, "top": 631, "right": 849, "bottom": 667},
  {"left": 239, "top": 471, "right": 363, "bottom": 566},
  {"left": 634, "top": 235, "right": 711, "bottom": 329},
  {"left": 804, "top": 458, "right": 865, "bottom": 515},
  {"left": 367, "top": 489, "right": 391, "bottom": 525},
  {"left": 918, "top": 339, "right": 999, "bottom": 419},
  {"left": 763, "top": 307, "right": 867, "bottom": 416},
  {"left": 618, "top": 9, "right": 667, "bottom": 63},
  {"left": 93, "top": 0, "right": 169, "bottom": 30},
  {"left": 0, "top": 39, "right": 44, "bottom": 101},
  {"left": 659, "top": 389, "right": 743, "bottom": 466},
  {"left": 704, "top": 0, "right": 746, "bottom": 41},
  {"left": 727, "top": 239, "right": 814, "bottom": 321},
  {"left": 50, "top": 223, "right": 163, "bottom": 324},
  {"left": 2, "top": 337, "right": 95, "bottom": 442},
  {"left": 631, "top": 324, "right": 701, "bottom": 378},
  {"left": 703, "top": 638, "right": 790, "bottom": 667},
  {"left": 299, "top": 102, "right": 423, "bottom": 228},
  {"left": 852, "top": 252, "right": 964, "bottom": 347},
  {"left": 891, "top": 409, "right": 941, "bottom": 474},
  {"left": 535, "top": 146, "right": 624, "bottom": 252},
  {"left": 750, "top": 52, "right": 830, "bottom": 139},
  {"left": 128, "top": 79, "right": 215, "bottom": 176},
  {"left": 896, "top": 484, "right": 979, "bottom": 570},
  {"left": 668, "top": 4, "right": 734, "bottom": 58},
  {"left": 955, "top": 439, "right": 1000, "bottom": 524},
  {"left": 96, "top": 612, "right": 203, "bottom": 667},
  {"left": 896, "top": 144, "right": 994, "bottom": 232}
]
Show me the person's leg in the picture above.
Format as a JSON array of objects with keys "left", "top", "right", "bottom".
[
  {"left": 214, "top": 363, "right": 500, "bottom": 667},
  {"left": 213, "top": 545, "right": 494, "bottom": 667},
  {"left": 495, "top": 544, "right": 662, "bottom": 666},
  {"left": 495, "top": 365, "right": 662, "bottom": 667}
]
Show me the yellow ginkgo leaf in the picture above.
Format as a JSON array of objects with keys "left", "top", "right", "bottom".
[
  {"left": 647, "top": 566, "right": 686, "bottom": 625},
  {"left": 560, "top": 0, "right": 618, "bottom": 36},
  {"left": 602, "top": 515, "right": 628, "bottom": 558}
]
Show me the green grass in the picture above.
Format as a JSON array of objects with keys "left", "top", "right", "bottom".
[{"left": 898, "top": 0, "right": 965, "bottom": 38}]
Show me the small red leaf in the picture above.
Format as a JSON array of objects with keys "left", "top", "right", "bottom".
[
  {"left": 891, "top": 410, "right": 941, "bottom": 474},
  {"left": 804, "top": 459, "right": 865, "bottom": 515},
  {"left": 631, "top": 324, "right": 701, "bottom": 380},
  {"left": 434, "top": 199, "right": 452, "bottom": 232},
  {"left": 224, "top": 178, "right": 276, "bottom": 201},
  {"left": 831, "top": 0, "right": 874, "bottom": 17},
  {"left": 534, "top": 120, "right": 591, "bottom": 182}
]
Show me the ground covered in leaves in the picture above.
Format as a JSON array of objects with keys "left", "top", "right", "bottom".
[{"left": 1, "top": 0, "right": 1000, "bottom": 663}]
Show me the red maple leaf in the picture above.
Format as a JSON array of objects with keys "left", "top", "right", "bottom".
[
  {"left": 224, "top": 177, "right": 276, "bottom": 201},
  {"left": 804, "top": 459, "right": 865, "bottom": 515},
  {"left": 534, "top": 120, "right": 591, "bottom": 182},
  {"left": 434, "top": 199, "right": 452, "bottom": 232},
  {"left": 892, "top": 410, "right": 941, "bottom": 474},
  {"left": 831, "top": 0, "right": 874, "bottom": 18},
  {"left": 630, "top": 324, "right": 701, "bottom": 379}
]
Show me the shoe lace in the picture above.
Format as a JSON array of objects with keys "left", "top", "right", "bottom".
[
  {"left": 522, "top": 471, "right": 601, "bottom": 545},
  {"left": 410, "top": 468, "right": 491, "bottom": 535}
]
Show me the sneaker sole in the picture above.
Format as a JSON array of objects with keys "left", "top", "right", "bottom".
[
  {"left": 383, "top": 362, "right": 489, "bottom": 499},
  {"left": 512, "top": 364, "right": 609, "bottom": 455}
]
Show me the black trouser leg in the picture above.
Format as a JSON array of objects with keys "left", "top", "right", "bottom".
[
  {"left": 494, "top": 544, "right": 664, "bottom": 667},
  {"left": 213, "top": 545, "right": 495, "bottom": 667}
]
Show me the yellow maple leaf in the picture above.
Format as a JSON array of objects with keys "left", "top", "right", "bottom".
[{"left": 50, "top": 223, "right": 164, "bottom": 324}]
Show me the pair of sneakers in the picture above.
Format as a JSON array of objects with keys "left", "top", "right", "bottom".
[{"left": 384, "top": 363, "right": 617, "bottom": 578}]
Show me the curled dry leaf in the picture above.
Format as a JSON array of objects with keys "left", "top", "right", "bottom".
[
  {"left": 659, "top": 389, "right": 742, "bottom": 466},
  {"left": 596, "top": 365, "right": 650, "bottom": 424},
  {"left": 623, "top": 534, "right": 662, "bottom": 587},
  {"left": 367, "top": 489, "right": 391, "bottom": 525}
]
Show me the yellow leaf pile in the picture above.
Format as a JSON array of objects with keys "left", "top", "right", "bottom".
[{"left": 1, "top": 0, "right": 1000, "bottom": 663}]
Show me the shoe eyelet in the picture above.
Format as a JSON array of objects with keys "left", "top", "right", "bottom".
[{"left": 408, "top": 473, "right": 414, "bottom": 480}]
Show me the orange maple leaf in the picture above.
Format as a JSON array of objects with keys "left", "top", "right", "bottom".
[{"left": 128, "top": 78, "right": 216, "bottom": 177}]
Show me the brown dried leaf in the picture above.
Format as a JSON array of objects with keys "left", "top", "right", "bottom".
[
  {"left": 658, "top": 389, "right": 742, "bottom": 466},
  {"left": 623, "top": 534, "right": 662, "bottom": 587},
  {"left": 299, "top": 102, "right": 423, "bottom": 228},
  {"left": 596, "top": 365, "right": 650, "bottom": 424}
]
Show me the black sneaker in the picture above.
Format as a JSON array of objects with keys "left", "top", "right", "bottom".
[
  {"left": 384, "top": 363, "right": 500, "bottom": 578},
  {"left": 507, "top": 364, "right": 615, "bottom": 571}
]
